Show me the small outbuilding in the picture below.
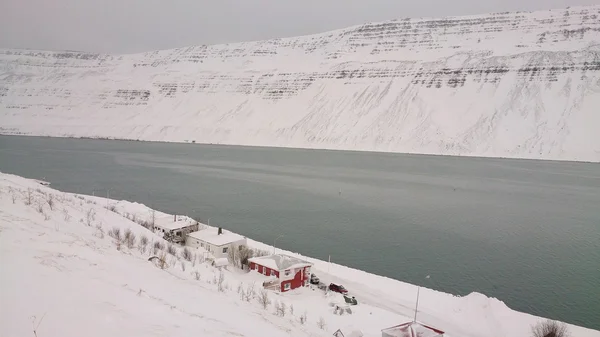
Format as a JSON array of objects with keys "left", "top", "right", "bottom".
[
  {"left": 186, "top": 227, "right": 247, "bottom": 259},
  {"left": 381, "top": 322, "right": 444, "bottom": 337},
  {"left": 248, "top": 254, "right": 312, "bottom": 292},
  {"left": 153, "top": 215, "right": 199, "bottom": 244}
]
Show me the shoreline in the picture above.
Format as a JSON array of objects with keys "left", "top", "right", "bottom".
[{"left": 1, "top": 133, "right": 597, "bottom": 164}]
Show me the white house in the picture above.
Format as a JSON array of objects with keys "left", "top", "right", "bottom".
[
  {"left": 153, "top": 215, "right": 199, "bottom": 244},
  {"left": 186, "top": 227, "right": 246, "bottom": 259}
]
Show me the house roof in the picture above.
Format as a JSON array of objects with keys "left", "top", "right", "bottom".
[
  {"left": 154, "top": 215, "right": 196, "bottom": 230},
  {"left": 187, "top": 229, "right": 246, "bottom": 246},
  {"left": 248, "top": 254, "right": 312, "bottom": 271},
  {"left": 381, "top": 322, "right": 444, "bottom": 337}
]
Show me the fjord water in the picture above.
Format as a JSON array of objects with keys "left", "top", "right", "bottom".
[{"left": 1, "top": 135, "right": 599, "bottom": 329}]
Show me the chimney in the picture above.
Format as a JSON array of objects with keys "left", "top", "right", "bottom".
[{"left": 218, "top": 227, "right": 223, "bottom": 235}]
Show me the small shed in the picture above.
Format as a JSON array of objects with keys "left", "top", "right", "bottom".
[
  {"left": 212, "top": 257, "right": 229, "bottom": 269},
  {"left": 381, "top": 322, "right": 444, "bottom": 337}
]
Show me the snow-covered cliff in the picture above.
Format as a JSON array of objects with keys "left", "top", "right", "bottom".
[{"left": 1, "top": 6, "right": 599, "bottom": 161}]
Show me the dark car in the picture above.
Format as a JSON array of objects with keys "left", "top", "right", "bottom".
[
  {"left": 310, "top": 273, "right": 320, "bottom": 285},
  {"left": 329, "top": 283, "right": 348, "bottom": 294}
]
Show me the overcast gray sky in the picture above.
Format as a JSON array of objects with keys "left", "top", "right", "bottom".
[{"left": 1, "top": 0, "right": 596, "bottom": 54}]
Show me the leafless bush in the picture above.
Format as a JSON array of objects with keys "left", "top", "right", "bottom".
[
  {"left": 95, "top": 223, "right": 104, "bottom": 239},
  {"left": 182, "top": 247, "right": 192, "bottom": 261},
  {"left": 62, "top": 208, "right": 71, "bottom": 222},
  {"left": 299, "top": 311, "right": 307, "bottom": 325},
  {"left": 194, "top": 271, "right": 201, "bottom": 280},
  {"left": 139, "top": 235, "right": 149, "bottom": 253},
  {"left": 124, "top": 229, "right": 136, "bottom": 249},
  {"left": 290, "top": 304, "right": 294, "bottom": 316},
  {"left": 257, "top": 289, "right": 270, "bottom": 309},
  {"left": 108, "top": 227, "right": 121, "bottom": 241},
  {"left": 181, "top": 261, "right": 186, "bottom": 272},
  {"left": 25, "top": 188, "right": 33, "bottom": 205},
  {"left": 237, "top": 283, "right": 243, "bottom": 294},
  {"left": 35, "top": 199, "right": 44, "bottom": 213},
  {"left": 275, "top": 301, "right": 287, "bottom": 317},
  {"left": 86, "top": 208, "right": 95, "bottom": 226},
  {"left": 531, "top": 319, "right": 569, "bottom": 337},
  {"left": 317, "top": 316, "right": 326, "bottom": 330},
  {"left": 166, "top": 244, "right": 177, "bottom": 257},
  {"left": 46, "top": 193, "right": 54, "bottom": 211},
  {"left": 239, "top": 288, "right": 246, "bottom": 300},
  {"left": 246, "top": 282, "right": 256, "bottom": 301},
  {"left": 192, "top": 254, "right": 197, "bottom": 267},
  {"left": 106, "top": 204, "right": 117, "bottom": 213},
  {"left": 218, "top": 271, "right": 226, "bottom": 292},
  {"left": 130, "top": 213, "right": 137, "bottom": 222},
  {"left": 153, "top": 241, "right": 164, "bottom": 254},
  {"left": 44, "top": 213, "right": 51, "bottom": 221},
  {"left": 158, "top": 251, "right": 168, "bottom": 269},
  {"left": 9, "top": 187, "right": 17, "bottom": 204}
]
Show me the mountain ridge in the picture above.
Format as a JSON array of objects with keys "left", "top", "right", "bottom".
[{"left": 1, "top": 5, "right": 599, "bottom": 161}]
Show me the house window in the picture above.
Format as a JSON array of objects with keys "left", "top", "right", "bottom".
[
  {"left": 270, "top": 270, "right": 276, "bottom": 276},
  {"left": 222, "top": 247, "right": 228, "bottom": 254},
  {"left": 284, "top": 269, "right": 291, "bottom": 276},
  {"left": 176, "top": 231, "right": 181, "bottom": 237},
  {"left": 254, "top": 264, "right": 258, "bottom": 271},
  {"left": 263, "top": 268, "right": 267, "bottom": 275},
  {"left": 284, "top": 283, "right": 291, "bottom": 291}
]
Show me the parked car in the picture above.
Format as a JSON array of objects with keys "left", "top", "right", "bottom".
[
  {"left": 310, "top": 273, "right": 320, "bottom": 285},
  {"left": 329, "top": 283, "right": 348, "bottom": 294}
]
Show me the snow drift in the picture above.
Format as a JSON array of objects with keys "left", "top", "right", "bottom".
[{"left": 0, "top": 6, "right": 599, "bottom": 161}]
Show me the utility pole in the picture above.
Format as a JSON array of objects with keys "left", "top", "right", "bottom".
[
  {"left": 273, "top": 234, "right": 284, "bottom": 255},
  {"left": 414, "top": 275, "right": 431, "bottom": 323}
]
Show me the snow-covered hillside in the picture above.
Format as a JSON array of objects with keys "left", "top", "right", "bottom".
[
  {"left": 1, "top": 172, "right": 599, "bottom": 337},
  {"left": 1, "top": 6, "right": 599, "bottom": 161}
]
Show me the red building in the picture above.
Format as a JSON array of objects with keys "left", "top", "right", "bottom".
[{"left": 248, "top": 254, "right": 312, "bottom": 292}]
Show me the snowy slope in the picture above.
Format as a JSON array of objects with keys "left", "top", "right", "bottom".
[
  {"left": 1, "top": 172, "right": 599, "bottom": 337},
  {"left": 1, "top": 6, "right": 599, "bottom": 161}
]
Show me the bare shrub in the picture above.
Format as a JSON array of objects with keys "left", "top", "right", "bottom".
[
  {"left": 237, "top": 283, "right": 243, "bottom": 294},
  {"left": 275, "top": 301, "right": 286, "bottom": 317},
  {"left": 166, "top": 244, "right": 177, "bottom": 257},
  {"left": 35, "top": 199, "right": 44, "bottom": 213},
  {"left": 131, "top": 213, "right": 137, "bottom": 222},
  {"left": 194, "top": 271, "right": 201, "bottom": 280},
  {"left": 246, "top": 282, "right": 256, "bottom": 301},
  {"left": 191, "top": 254, "right": 197, "bottom": 267},
  {"left": 106, "top": 204, "right": 117, "bottom": 213},
  {"left": 290, "top": 304, "right": 294, "bottom": 316},
  {"left": 46, "top": 193, "right": 54, "bottom": 211},
  {"left": 108, "top": 227, "right": 121, "bottom": 241},
  {"left": 95, "top": 223, "right": 105, "bottom": 239},
  {"left": 299, "top": 311, "right": 307, "bottom": 325},
  {"left": 139, "top": 235, "right": 149, "bottom": 253},
  {"left": 86, "top": 208, "right": 95, "bottom": 226},
  {"left": 317, "top": 316, "right": 326, "bottom": 330},
  {"left": 239, "top": 288, "right": 246, "bottom": 300},
  {"left": 153, "top": 241, "right": 164, "bottom": 254},
  {"left": 62, "top": 208, "right": 71, "bottom": 222},
  {"left": 25, "top": 188, "right": 33, "bottom": 205},
  {"left": 217, "top": 270, "right": 225, "bottom": 292},
  {"left": 158, "top": 251, "right": 168, "bottom": 269},
  {"left": 257, "top": 289, "right": 270, "bottom": 309},
  {"left": 532, "top": 319, "right": 569, "bottom": 337},
  {"left": 124, "top": 229, "right": 136, "bottom": 249},
  {"left": 9, "top": 187, "right": 17, "bottom": 204},
  {"left": 182, "top": 247, "right": 192, "bottom": 261},
  {"left": 238, "top": 246, "right": 253, "bottom": 268},
  {"left": 44, "top": 213, "right": 51, "bottom": 221}
]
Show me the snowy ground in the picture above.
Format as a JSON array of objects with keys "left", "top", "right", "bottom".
[{"left": 1, "top": 172, "right": 598, "bottom": 337}]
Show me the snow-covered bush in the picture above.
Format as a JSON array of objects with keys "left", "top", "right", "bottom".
[
  {"left": 532, "top": 319, "right": 569, "bottom": 337},
  {"left": 299, "top": 311, "right": 307, "bottom": 325},
  {"left": 108, "top": 227, "right": 121, "bottom": 241},
  {"left": 166, "top": 244, "right": 177, "bottom": 257},
  {"left": 257, "top": 289, "right": 270, "bottom": 309},
  {"left": 46, "top": 193, "right": 54, "bottom": 211},
  {"left": 139, "top": 235, "right": 149, "bottom": 253},
  {"left": 124, "top": 229, "right": 136, "bottom": 249},
  {"left": 182, "top": 247, "right": 192, "bottom": 261},
  {"left": 317, "top": 316, "right": 326, "bottom": 330},
  {"left": 217, "top": 271, "right": 226, "bottom": 292},
  {"left": 153, "top": 241, "right": 164, "bottom": 254}
]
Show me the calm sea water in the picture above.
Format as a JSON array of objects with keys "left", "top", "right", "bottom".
[{"left": 1, "top": 135, "right": 599, "bottom": 329}]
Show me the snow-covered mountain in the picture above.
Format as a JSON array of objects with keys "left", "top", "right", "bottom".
[{"left": 1, "top": 6, "right": 599, "bottom": 161}]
